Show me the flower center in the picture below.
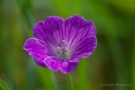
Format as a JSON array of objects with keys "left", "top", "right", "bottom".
[{"left": 57, "top": 40, "right": 71, "bottom": 59}]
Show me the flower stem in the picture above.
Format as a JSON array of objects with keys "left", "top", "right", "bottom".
[
  {"left": 0, "top": 79, "right": 11, "bottom": 90},
  {"left": 66, "top": 74, "right": 74, "bottom": 90},
  {"left": 49, "top": 71, "right": 59, "bottom": 90},
  {"left": 132, "top": 17, "right": 135, "bottom": 90}
]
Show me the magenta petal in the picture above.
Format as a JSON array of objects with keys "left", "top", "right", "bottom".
[
  {"left": 71, "top": 36, "right": 97, "bottom": 61},
  {"left": 33, "top": 16, "right": 64, "bottom": 46},
  {"left": 44, "top": 58, "right": 78, "bottom": 74},
  {"left": 59, "top": 61, "right": 78, "bottom": 74},
  {"left": 44, "top": 58, "right": 61, "bottom": 71},
  {"left": 23, "top": 38, "right": 47, "bottom": 67},
  {"left": 33, "top": 21, "right": 47, "bottom": 42},
  {"left": 63, "top": 15, "right": 96, "bottom": 47}
]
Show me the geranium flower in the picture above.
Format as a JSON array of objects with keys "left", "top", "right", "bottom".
[{"left": 23, "top": 15, "right": 97, "bottom": 74}]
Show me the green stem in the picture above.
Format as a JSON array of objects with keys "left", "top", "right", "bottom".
[
  {"left": 49, "top": 71, "right": 59, "bottom": 90},
  {"left": 67, "top": 74, "right": 74, "bottom": 90},
  {"left": 0, "top": 79, "right": 11, "bottom": 90},
  {"left": 132, "top": 16, "right": 135, "bottom": 90}
]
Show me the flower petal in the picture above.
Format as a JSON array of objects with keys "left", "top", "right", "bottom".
[
  {"left": 59, "top": 61, "right": 78, "bottom": 74},
  {"left": 71, "top": 36, "right": 97, "bottom": 62},
  {"left": 44, "top": 58, "right": 78, "bottom": 74},
  {"left": 33, "top": 16, "right": 64, "bottom": 46},
  {"left": 63, "top": 15, "right": 96, "bottom": 48},
  {"left": 23, "top": 38, "right": 47, "bottom": 67},
  {"left": 44, "top": 58, "right": 61, "bottom": 71}
]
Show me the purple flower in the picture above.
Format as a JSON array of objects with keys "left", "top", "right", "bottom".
[{"left": 23, "top": 15, "right": 97, "bottom": 74}]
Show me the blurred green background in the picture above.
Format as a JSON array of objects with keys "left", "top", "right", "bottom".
[{"left": 0, "top": 0, "right": 135, "bottom": 90}]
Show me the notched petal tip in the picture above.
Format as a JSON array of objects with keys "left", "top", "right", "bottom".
[
  {"left": 45, "top": 16, "right": 64, "bottom": 20},
  {"left": 33, "top": 21, "right": 44, "bottom": 32},
  {"left": 59, "top": 61, "right": 78, "bottom": 74},
  {"left": 44, "top": 58, "right": 78, "bottom": 74},
  {"left": 65, "top": 14, "right": 85, "bottom": 21},
  {"left": 44, "top": 59, "right": 60, "bottom": 72},
  {"left": 44, "top": 16, "right": 64, "bottom": 26},
  {"left": 33, "top": 21, "right": 48, "bottom": 41}
]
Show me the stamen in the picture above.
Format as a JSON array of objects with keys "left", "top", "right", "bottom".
[
  {"left": 57, "top": 47, "right": 61, "bottom": 50},
  {"left": 56, "top": 40, "right": 70, "bottom": 59},
  {"left": 62, "top": 40, "right": 65, "bottom": 45}
]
